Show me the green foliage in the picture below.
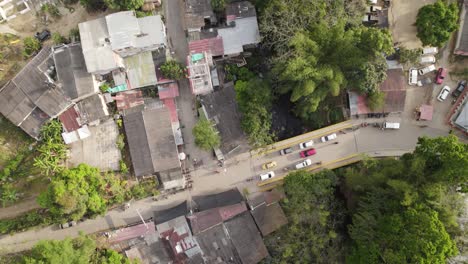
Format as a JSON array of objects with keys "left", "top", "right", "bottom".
[
  {"left": 41, "top": 3, "right": 61, "bottom": 18},
  {"left": 265, "top": 170, "right": 345, "bottom": 263},
  {"left": 116, "top": 119, "right": 123, "bottom": 128},
  {"left": 224, "top": 64, "right": 255, "bottom": 82},
  {"left": 274, "top": 24, "right": 393, "bottom": 119},
  {"left": 416, "top": 1, "right": 459, "bottom": 47},
  {"left": 37, "top": 164, "right": 125, "bottom": 220},
  {"left": 135, "top": 10, "right": 152, "bottom": 17},
  {"left": 0, "top": 152, "right": 26, "bottom": 181},
  {"left": 33, "top": 120, "right": 66, "bottom": 176},
  {"left": 105, "top": 0, "right": 144, "bottom": 10},
  {"left": 160, "top": 60, "right": 185, "bottom": 80},
  {"left": 367, "top": 90, "right": 385, "bottom": 111},
  {"left": 397, "top": 47, "right": 422, "bottom": 65},
  {"left": 100, "top": 83, "right": 110, "bottom": 93},
  {"left": 69, "top": 28, "right": 80, "bottom": 42},
  {"left": 0, "top": 210, "right": 53, "bottom": 235},
  {"left": 119, "top": 160, "right": 128, "bottom": 174},
  {"left": 22, "top": 235, "right": 134, "bottom": 263},
  {"left": 116, "top": 134, "right": 125, "bottom": 151},
  {"left": 23, "top": 37, "right": 41, "bottom": 57},
  {"left": 234, "top": 78, "right": 274, "bottom": 148},
  {"left": 192, "top": 119, "right": 221, "bottom": 151},
  {"left": 0, "top": 184, "right": 18, "bottom": 207},
  {"left": 211, "top": 0, "right": 225, "bottom": 12},
  {"left": 343, "top": 136, "right": 467, "bottom": 263},
  {"left": 52, "top": 33, "right": 66, "bottom": 45}
]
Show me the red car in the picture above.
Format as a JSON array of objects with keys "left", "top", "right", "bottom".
[
  {"left": 435, "top": 68, "right": 447, "bottom": 84},
  {"left": 300, "top": 148, "right": 316, "bottom": 158}
]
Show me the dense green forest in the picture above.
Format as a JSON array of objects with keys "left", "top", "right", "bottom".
[{"left": 265, "top": 135, "right": 467, "bottom": 263}]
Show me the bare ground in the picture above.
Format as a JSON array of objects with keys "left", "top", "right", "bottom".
[{"left": 388, "top": 0, "right": 436, "bottom": 49}]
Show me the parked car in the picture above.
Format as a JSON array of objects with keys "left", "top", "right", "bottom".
[
  {"left": 321, "top": 133, "right": 337, "bottom": 142},
  {"left": 299, "top": 140, "right": 314, "bottom": 149},
  {"left": 295, "top": 159, "right": 312, "bottom": 170},
  {"left": 408, "top": 68, "right": 418, "bottom": 85},
  {"left": 260, "top": 171, "right": 275, "bottom": 181},
  {"left": 422, "top": 47, "right": 438, "bottom": 55},
  {"left": 362, "top": 14, "right": 379, "bottom": 23},
  {"left": 437, "top": 86, "right": 451, "bottom": 101},
  {"left": 420, "top": 56, "right": 436, "bottom": 64},
  {"left": 383, "top": 122, "right": 400, "bottom": 129},
  {"left": 262, "top": 161, "right": 277, "bottom": 170},
  {"left": 279, "top": 147, "right": 293, "bottom": 155},
  {"left": 452, "top": 80, "right": 466, "bottom": 98},
  {"left": 35, "top": 29, "right": 51, "bottom": 42},
  {"left": 418, "top": 64, "right": 436, "bottom": 75},
  {"left": 300, "top": 148, "right": 316, "bottom": 158},
  {"left": 60, "top": 220, "right": 77, "bottom": 229},
  {"left": 435, "top": 68, "right": 447, "bottom": 84}
]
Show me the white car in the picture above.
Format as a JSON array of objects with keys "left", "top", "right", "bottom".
[
  {"left": 321, "top": 133, "right": 337, "bottom": 142},
  {"left": 418, "top": 64, "right": 436, "bottom": 75},
  {"left": 299, "top": 140, "right": 314, "bottom": 149},
  {"left": 437, "top": 86, "right": 451, "bottom": 102},
  {"left": 419, "top": 56, "right": 436, "bottom": 64},
  {"left": 260, "top": 171, "right": 275, "bottom": 181},
  {"left": 408, "top": 68, "right": 418, "bottom": 85},
  {"left": 295, "top": 159, "right": 312, "bottom": 170}
]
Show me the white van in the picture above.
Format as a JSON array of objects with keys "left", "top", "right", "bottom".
[
  {"left": 408, "top": 69, "right": 418, "bottom": 85},
  {"left": 418, "top": 64, "right": 436, "bottom": 75},
  {"left": 420, "top": 56, "right": 436, "bottom": 64},
  {"left": 383, "top": 122, "right": 400, "bottom": 129},
  {"left": 295, "top": 159, "right": 312, "bottom": 169},
  {"left": 422, "top": 47, "right": 438, "bottom": 55}
]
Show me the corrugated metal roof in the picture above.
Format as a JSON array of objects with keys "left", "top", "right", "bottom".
[
  {"left": 189, "top": 37, "right": 224, "bottom": 57},
  {"left": 217, "top": 17, "right": 260, "bottom": 55},
  {"left": 158, "top": 82, "right": 179, "bottom": 99},
  {"left": 124, "top": 52, "right": 157, "bottom": 89},
  {"left": 106, "top": 11, "right": 141, "bottom": 51},
  {"left": 59, "top": 106, "right": 81, "bottom": 132}
]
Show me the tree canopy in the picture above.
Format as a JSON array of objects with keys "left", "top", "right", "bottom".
[
  {"left": 104, "top": 0, "right": 144, "bottom": 10},
  {"left": 160, "top": 60, "right": 185, "bottom": 80},
  {"left": 37, "top": 164, "right": 127, "bottom": 221},
  {"left": 23, "top": 37, "right": 41, "bottom": 57},
  {"left": 265, "top": 170, "right": 345, "bottom": 263},
  {"left": 22, "top": 235, "right": 134, "bottom": 264},
  {"left": 234, "top": 78, "right": 274, "bottom": 147},
  {"left": 416, "top": 1, "right": 459, "bottom": 47},
  {"left": 273, "top": 24, "right": 392, "bottom": 118},
  {"left": 192, "top": 119, "right": 221, "bottom": 151}
]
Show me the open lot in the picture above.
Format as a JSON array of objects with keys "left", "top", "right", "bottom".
[{"left": 389, "top": 0, "right": 436, "bottom": 49}]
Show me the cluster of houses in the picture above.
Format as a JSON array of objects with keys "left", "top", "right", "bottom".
[
  {"left": 0, "top": 0, "right": 261, "bottom": 189},
  {"left": 105, "top": 189, "right": 288, "bottom": 264}
]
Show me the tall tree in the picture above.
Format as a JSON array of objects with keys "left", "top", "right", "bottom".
[
  {"left": 192, "top": 119, "right": 221, "bottom": 151},
  {"left": 416, "top": 1, "right": 459, "bottom": 47}
]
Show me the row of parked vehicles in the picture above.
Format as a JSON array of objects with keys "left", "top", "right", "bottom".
[{"left": 259, "top": 133, "right": 338, "bottom": 181}]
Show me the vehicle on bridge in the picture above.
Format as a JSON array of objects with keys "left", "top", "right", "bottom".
[
  {"left": 262, "top": 161, "right": 277, "bottom": 170},
  {"left": 321, "top": 133, "right": 337, "bottom": 142},
  {"left": 260, "top": 171, "right": 275, "bottom": 181},
  {"left": 299, "top": 140, "right": 314, "bottom": 149},
  {"left": 279, "top": 147, "right": 293, "bottom": 155},
  {"left": 300, "top": 148, "right": 316, "bottom": 158},
  {"left": 295, "top": 159, "right": 312, "bottom": 169}
]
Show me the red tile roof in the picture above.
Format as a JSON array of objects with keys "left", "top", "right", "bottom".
[
  {"left": 163, "top": 98, "right": 178, "bottom": 123},
  {"left": 419, "top": 104, "right": 433, "bottom": 121},
  {"left": 158, "top": 82, "right": 179, "bottom": 99},
  {"left": 189, "top": 37, "right": 224, "bottom": 57},
  {"left": 59, "top": 106, "right": 81, "bottom": 132}
]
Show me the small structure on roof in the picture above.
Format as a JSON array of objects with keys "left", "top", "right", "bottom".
[
  {"left": 455, "top": 0, "right": 468, "bottom": 56},
  {"left": 187, "top": 52, "right": 214, "bottom": 95},
  {"left": 417, "top": 104, "right": 433, "bottom": 121}
]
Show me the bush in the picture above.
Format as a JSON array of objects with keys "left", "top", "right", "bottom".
[
  {"left": 119, "top": 160, "right": 128, "bottom": 174},
  {"left": 52, "top": 33, "right": 66, "bottom": 45},
  {"left": 116, "top": 134, "right": 125, "bottom": 150},
  {"left": 100, "top": 83, "right": 110, "bottom": 93},
  {"left": 397, "top": 47, "right": 422, "bottom": 65},
  {"left": 160, "top": 60, "right": 185, "bottom": 80},
  {"left": 0, "top": 210, "right": 54, "bottom": 235},
  {"left": 69, "top": 28, "right": 80, "bottom": 42},
  {"left": 41, "top": 3, "right": 61, "bottom": 18},
  {"left": 23, "top": 37, "right": 41, "bottom": 57}
]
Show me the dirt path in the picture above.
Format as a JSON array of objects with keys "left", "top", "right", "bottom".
[
  {"left": 389, "top": 0, "right": 436, "bottom": 49},
  {"left": 0, "top": 198, "right": 39, "bottom": 220}
]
